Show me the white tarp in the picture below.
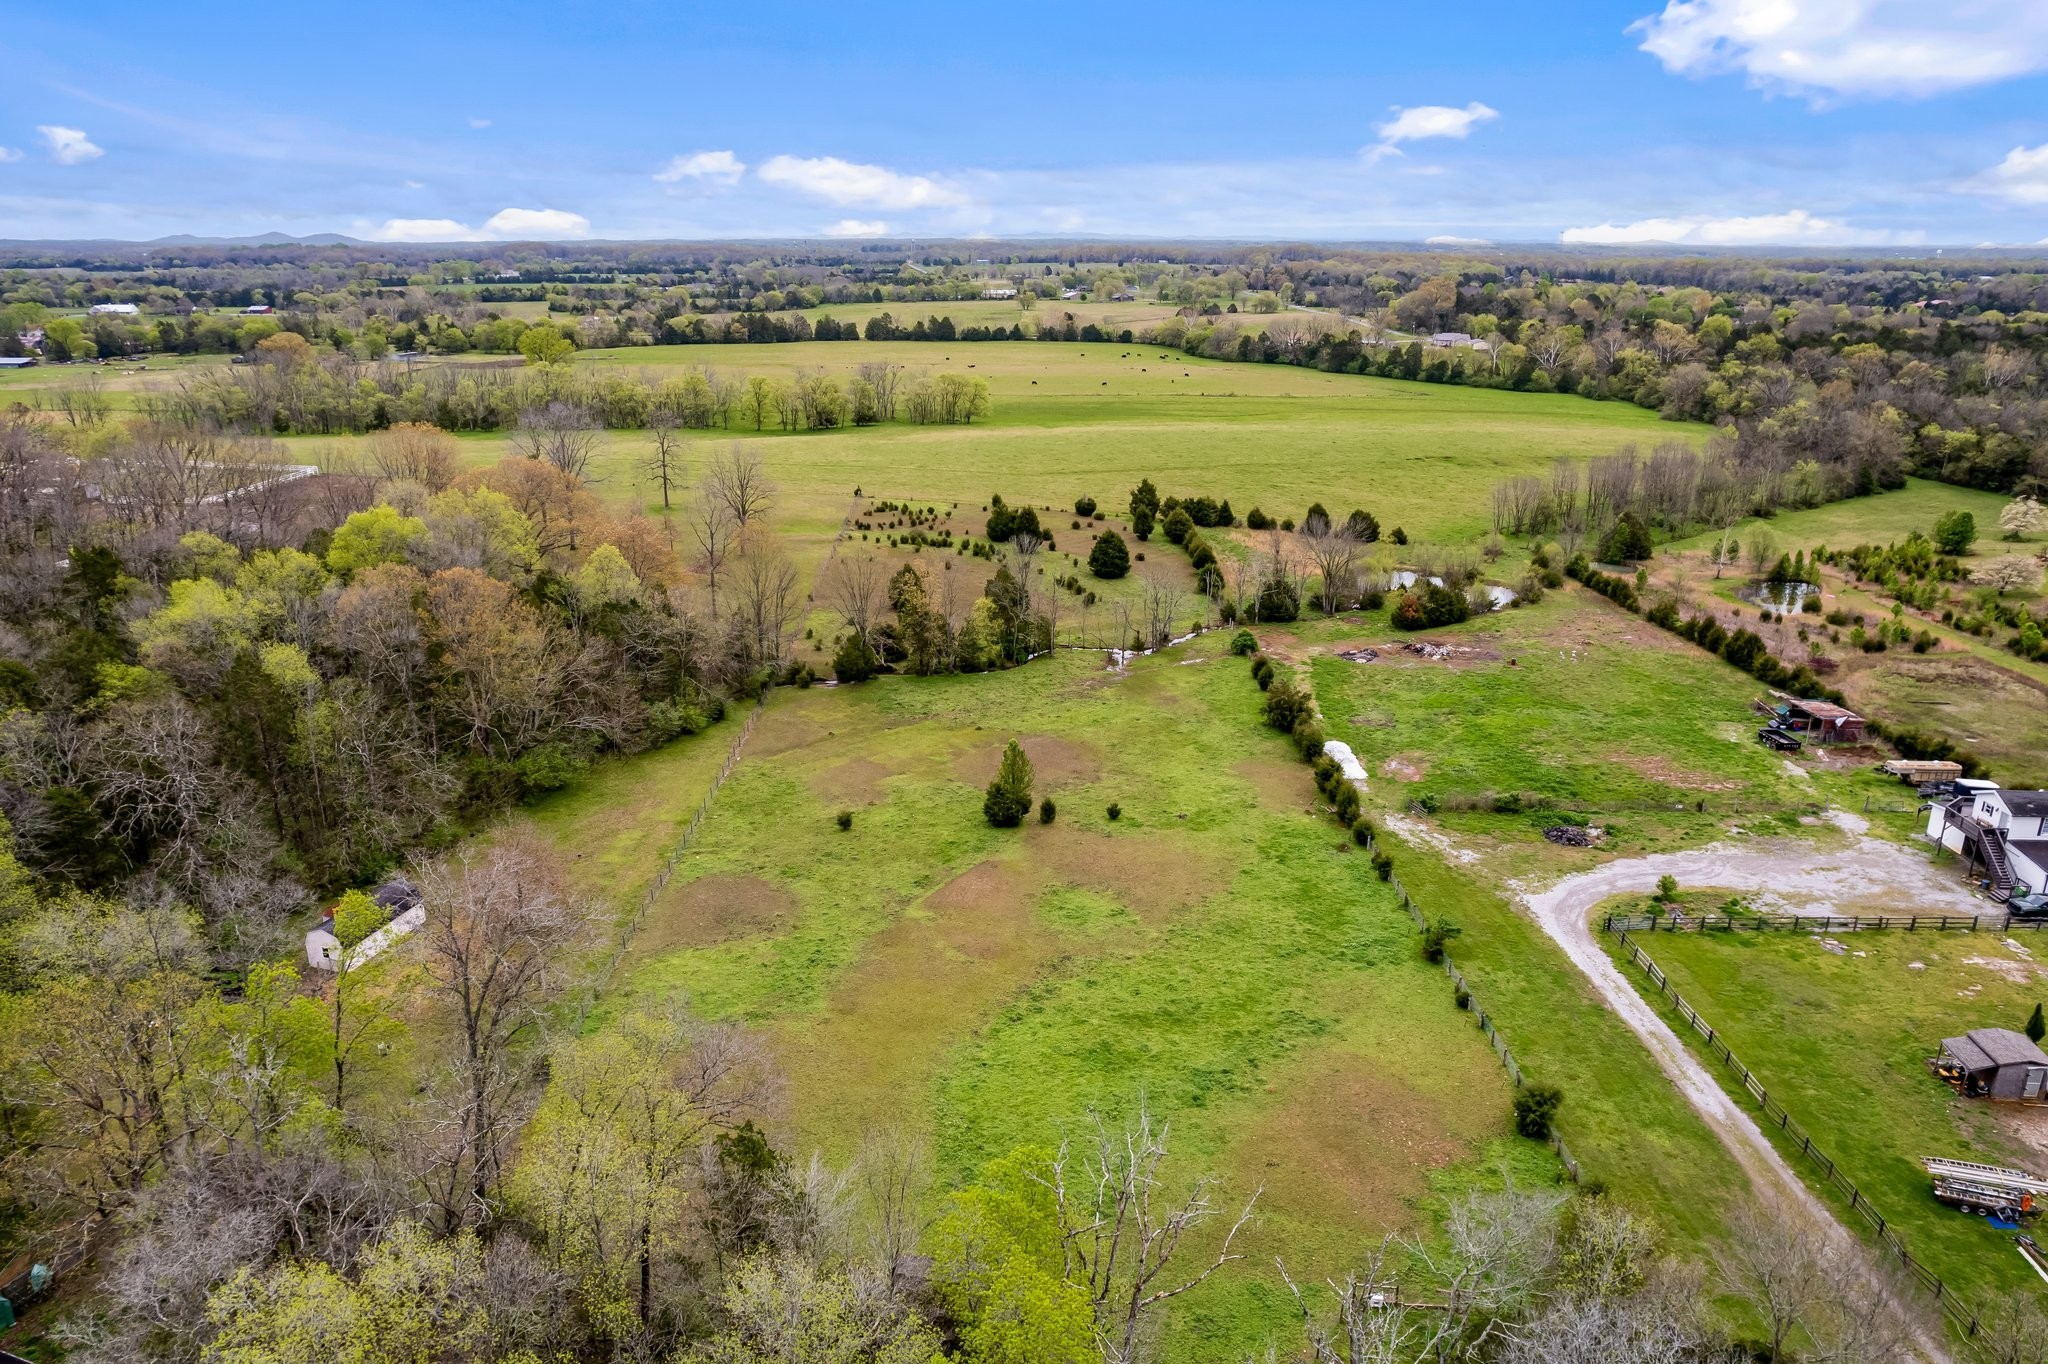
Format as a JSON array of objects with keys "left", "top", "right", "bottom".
[{"left": 1323, "top": 739, "right": 1368, "bottom": 786}]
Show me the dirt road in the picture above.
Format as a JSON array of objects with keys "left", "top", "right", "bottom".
[{"left": 1514, "top": 819, "right": 1973, "bottom": 1360}]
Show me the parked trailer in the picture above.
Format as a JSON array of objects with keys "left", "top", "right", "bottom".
[
  {"left": 1884, "top": 759, "right": 1963, "bottom": 784},
  {"left": 1925, "top": 1156, "right": 2048, "bottom": 1221}
]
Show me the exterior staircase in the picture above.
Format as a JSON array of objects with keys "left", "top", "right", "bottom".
[{"left": 1975, "top": 819, "right": 2018, "bottom": 902}]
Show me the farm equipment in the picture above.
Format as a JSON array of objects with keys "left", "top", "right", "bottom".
[{"left": 1924, "top": 1156, "right": 2048, "bottom": 1222}]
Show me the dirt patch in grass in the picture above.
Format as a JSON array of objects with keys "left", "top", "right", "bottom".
[
  {"left": 749, "top": 708, "right": 831, "bottom": 759},
  {"left": 1233, "top": 1047, "right": 1497, "bottom": 1238},
  {"left": 1607, "top": 751, "right": 1744, "bottom": 792},
  {"left": 811, "top": 756, "right": 899, "bottom": 807},
  {"left": 633, "top": 874, "right": 798, "bottom": 956},
  {"left": 1233, "top": 757, "right": 1312, "bottom": 811},
  {"left": 1031, "top": 824, "right": 1233, "bottom": 921},
  {"left": 769, "top": 864, "right": 1059, "bottom": 1152},
  {"left": 1382, "top": 754, "right": 1430, "bottom": 782},
  {"left": 953, "top": 734, "right": 1103, "bottom": 790}
]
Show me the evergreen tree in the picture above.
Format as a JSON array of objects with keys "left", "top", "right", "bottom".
[
  {"left": 2029, "top": 1004, "right": 2044, "bottom": 1044},
  {"left": 833, "top": 630, "right": 879, "bottom": 683},
  {"left": 983, "top": 740, "right": 1034, "bottom": 828},
  {"left": 1087, "top": 530, "right": 1130, "bottom": 579}
]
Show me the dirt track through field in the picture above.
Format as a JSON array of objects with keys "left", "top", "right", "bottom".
[{"left": 1515, "top": 814, "right": 1966, "bottom": 1361}]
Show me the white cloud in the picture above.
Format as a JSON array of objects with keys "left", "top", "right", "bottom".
[
  {"left": 757, "top": 154, "right": 969, "bottom": 209},
  {"left": 468, "top": 118, "right": 492, "bottom": 129},
  {"left": 1425, "top": 235, "right": 1492, "bottom": 245},
  {"left": 38, "top": 125, "right": 103, "bottom": 165},
  {"left": 1632, "top": 0, "right": 2048, "bottom": 99},
  {"left": 654, "top": 150, "right": 746, "bottom": 185},
  {"left": 822, "top": 219, "right": 888, "bottom": 237},
  {"left": 1970, "top": 144, "right": 2048, "bottom": 204},
  {"left": 1560, "top": 208, "right": 1916, "bottom": 245},
  {"left": 402, "top": 179, "right": 424, "bottom": 190},
  {"left": 0, "top": 146, "right": 22, "bottom": 163},
  {"left": 365, "top": 208, "right": 592, "bottom": 242},
  {"left": 368, "top": 217, "right": 474, "bottom": 242},
  {"left": 481, "top": 207, "right": 591, "bottom": 238},
  {"left": 1366, "top": 103, "right": 1497, "bottom": 160}
]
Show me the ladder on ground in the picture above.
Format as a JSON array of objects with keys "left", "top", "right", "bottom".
[{"left": 1925, "top": 1157, "right": 2048, "bottom": 1196}]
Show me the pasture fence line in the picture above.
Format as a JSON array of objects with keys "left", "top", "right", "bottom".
[
  {"left": 577, "top": 695, "right": 767, "bottom": 1024},
  {"left": 1614, "top": 930, "right": 1985, "bottom": 1340},
  {"left": 1602, "top": 910, "right": 2038, "bottom": 936},
  {"left": 1359, "top": 829, "right": 1583, "bottom": 1185}
]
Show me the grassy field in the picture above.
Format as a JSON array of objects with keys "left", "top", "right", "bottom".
[
  {"left": 582, "top": 631, "right": 1560, "bottom": 1356},
  {"left": 1667, "top": 478, "right": 2026, "bottom": 558},
  {"left": 1605, "top": 922, "right": 2048, "bottom": 1303}
]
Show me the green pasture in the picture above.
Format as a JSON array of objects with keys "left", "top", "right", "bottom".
[
  {"left": 580, "top": 632, "right": 1558, "bottom": 1356},
  {"left": 1606, "top": 922, "right": 2048, "bottom": 1303},
  {"left": 1666, "top": 478, "right": 2030, "bottom": 558},
  {"left": 1302, "top": 589, "right": 1823, "bottom": 857}
]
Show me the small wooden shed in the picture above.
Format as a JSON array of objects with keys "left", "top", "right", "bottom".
[
  {"left": 1937, "top": 1029, "right": 2048, "bottom": 1102},
  {"left": 1776, "top": 698, "right": 1867, "bottom": 745}
]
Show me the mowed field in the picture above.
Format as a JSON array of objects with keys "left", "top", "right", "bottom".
[
  {"left": 578, "top": 632, "right": 1556, "bottom": 1355},
  {"left": 1608, "top": 924, "right": 2048, "bottom": 1303}
]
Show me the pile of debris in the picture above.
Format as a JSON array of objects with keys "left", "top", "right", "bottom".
[
  {"left": 1542, "top": 825, "right": 1601, "bottom": 847},
  {"left": 1336, "top": 647, "right": 1380, "bottom": 663},
  {"left": 1403, "top": 641, "right": 1454, "bottom": 660}
]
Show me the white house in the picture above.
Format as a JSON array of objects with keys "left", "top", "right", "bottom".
[
  {"left": 306, "top": 876, "right": 427, "bottom": 971},
  {"left": 980, "top": 287, "right": 1018, "bottom": 299},
  {"left": 88, "top": 302, "right": 139, "bottom": 316},
  {"left": 1927, "top": 784, "right": 2048, "bottom": 901},
  {"left": 1427, "top": 331, "right": 1473, "bottom": 348}
]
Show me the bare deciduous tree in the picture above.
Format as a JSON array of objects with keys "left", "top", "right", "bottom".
[
  {"left": 704, "top": 442, "right": 775, "bottom": 528},
  {"left": 369, "top": 422, "right": 460, "bottom": 491},
  {"left": 1718, "top": 1199, "right": 1826, "bottom": 1362},
  {"left": 1304, "top": 522, "right": 1361, "bottom": 615},
  {"left": 727, "top": 527, "right": 804, "bottom": 668},
  {"left": 416, "top": 834, "right": 589, "bottom": 1226},
  {"left": 642, "top": 412, "right": 684, "bottom": 512},
  {"left": 828, "top": 549, "right": 888, "bottom": 649},
  {"left": 1048, "top": 1104, "right": 1260, "bottom": 1364},
  {"left": 511, "top": 402, "right": 602, "bottom": 482}
]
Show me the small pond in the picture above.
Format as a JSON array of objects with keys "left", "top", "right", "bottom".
[{"left": 1739, "top": 580, "right": 1820, "bottom": 613}]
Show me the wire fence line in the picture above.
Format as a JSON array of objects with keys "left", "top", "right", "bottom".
[
  {"left": 1613, "top": 930, "right": 1986, "bottom": 1340},
  {"left": 577, "top": 695, "right": 766, "bottom": 1024},
  {"left": 1602, "top": 910, "right": 2041, "bottom": 936},
  {"left": 1359, "top": 829, "right": 1583, "bottom": 1185}
]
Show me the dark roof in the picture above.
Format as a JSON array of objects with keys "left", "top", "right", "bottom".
[
  {"left": 2010, "top": 839, "right": 2048, "bottom": 868},
  {"left": 2002, "top": 792, "right": 2048, "bottom": 818},
  {"left": 372, "top": 876, "right": 421, "bottom": 911},
  {"left": 1950, "top": 1028, "right": 2048, "bottom": 1071}
]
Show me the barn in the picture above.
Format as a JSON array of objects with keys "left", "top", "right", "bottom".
[{"left": 1935, "top": 1028, "right": 2048, "bottom": 1102}]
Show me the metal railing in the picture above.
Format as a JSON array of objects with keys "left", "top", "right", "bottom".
[{"left": 1614, "top": 930, "right": 1984, "bottom": 1339}]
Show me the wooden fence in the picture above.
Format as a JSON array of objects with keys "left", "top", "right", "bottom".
[
  {"left": 1614, "top": 930, "right": 1985, "bottom": 1339},
  {"left": 1603, "top": 910, "right": 2041, "bottom": 935},
  {"left": 1360, "top": 830, "right": 1582, "bottom": 1184}
]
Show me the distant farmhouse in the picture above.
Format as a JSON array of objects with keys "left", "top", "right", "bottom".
[
  {"left": 88, "top": 302, "right": 139, "bottom": 316},
  {"left": 980, "top": 286, "right": 1018, "bottom": 299},
  {"left": 1928, "top": 784, "right": 2048, "bottom": 902}
]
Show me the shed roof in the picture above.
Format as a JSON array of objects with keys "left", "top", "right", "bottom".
[
  {"left": 1947, "top": 1029, "right": 2048, "bottom": 1072},
  {"left": 1786, "top": 699, "right": 1861, "bottom": 722},
  {"left": 2001, "top": 792, "right": 2048, "bottom": 818}
]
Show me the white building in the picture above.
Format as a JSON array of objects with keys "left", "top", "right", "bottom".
[
  {"left": 306, "top": 876, "right": 427, "bottom": 971},
  {"left": 1927, "top": 784, "right": 2048, "bottom": 901},
  {"left": 981, "top": 287, "right": 1017, "bottom": 299},
  {"left": 88, "top": 302, "right": 139, "bottom": 316}
]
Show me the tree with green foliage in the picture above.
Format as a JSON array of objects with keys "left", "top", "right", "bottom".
[
  {"left": 1255, "top": 573, "right": 1300, "bottom": 623},
  {"left": 517, "top": 326, "right": 575, "bottom": 367},
  {"left": 324, "top": 889, "right": 392, "bottom": 1111},
  {"left": 326, "top": 505, "right": 428, "bottom": 576},
  {"left": 1345, "top": 508, "right": 1380, "bottom": 542},
  {"left": 931, "top": 1146, "right": 1095, "bottom": 1364},
  {"left": 2029, "top": 1004, "right": 2045, "bottom": 1044},
  {"left": 1128, "top": 478, "right": 1159, "bottom": 541},
  {"left": 1933, "top": 509, "right": 1976, "bottom": 556},
  {"left": 1513, "top": 1082, "right": 1564, "bottom": 1138},
  {"left": 984, "top": 740, "right": 1035, "bottom": 827},
  {"left": 1162, "top": 507, "right": 1194, "bottom": 546},
  {"left": 1087, "top": 530, "right": 1130, "bottom": 579},
  {"left": 1600, "top": 511, "right": 1654, "bottom": 563},
  {"left": 832, "top": 630, "right": 879, "bottom": 683}
]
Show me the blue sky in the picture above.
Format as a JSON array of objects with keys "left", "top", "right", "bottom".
[{"left": 3, "top": 0, "right": 2048, "bottom": 245}]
